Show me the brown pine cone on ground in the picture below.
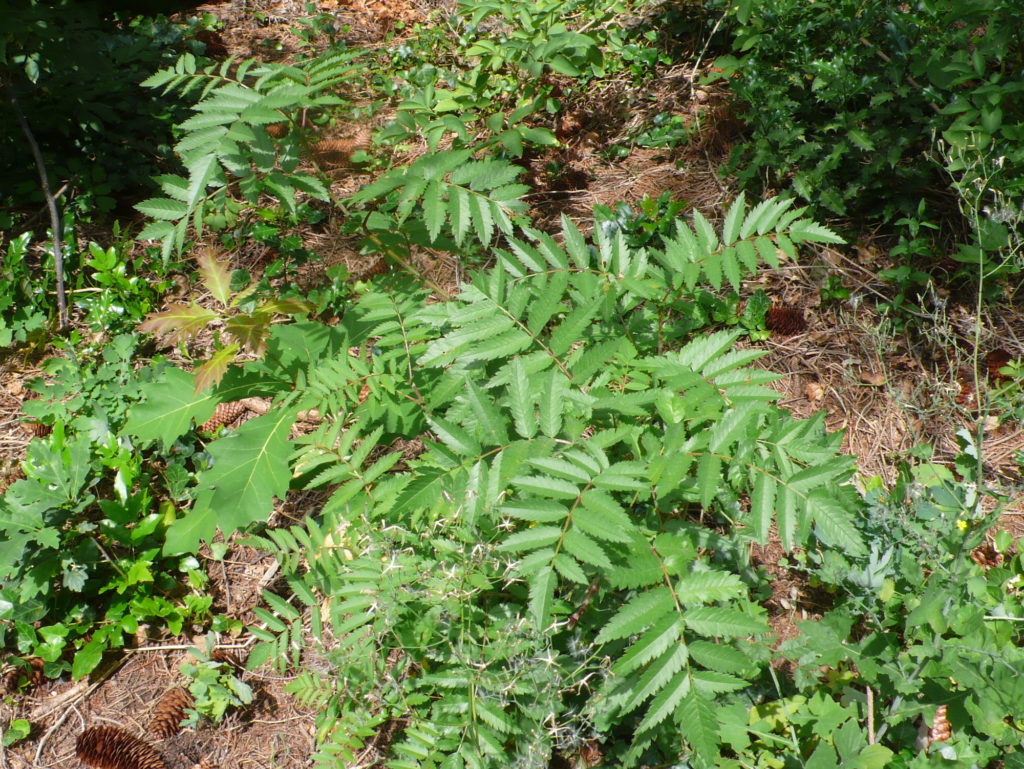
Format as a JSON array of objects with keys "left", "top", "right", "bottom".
[
  {"left": 150, "top": 687, "right": 194, "bottom": 739},
  {"left": 765, "top": 305, "right": 808, "bottom": 336},
  {"left": 76, "top": 726, "right": 167, "bottom": 769},
  {"left": 199, "top": 401, "right": 247, "bottom": 432}
]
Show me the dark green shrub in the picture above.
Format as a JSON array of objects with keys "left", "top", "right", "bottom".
[
  {"left": 1, "top": 0, "right": 193, "bottom": 218},
  {"left": 714, "top": 0, "right": 1024, "bottom": 226}
]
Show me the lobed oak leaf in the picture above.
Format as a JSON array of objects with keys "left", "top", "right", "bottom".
[
  {"left": 259, "top": 298, "right": 314, "bottom": 316},
  {"left": 225, "top": 313, "right": 272, "bottom": 354},
  {"left": 193, "top": 344, "right": 240, "bottom": 393},
  {"left": 197, "top": 247, "right": 233, "bottom": 306},
  {"left": 139, "top": 303, "right": 217, "bottom": 347}
]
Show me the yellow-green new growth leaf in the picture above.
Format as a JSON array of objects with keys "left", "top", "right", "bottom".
[
  {"left": 197, "top": 247, "right": 233, "bottom": 306},
  {"left": 193, "top": 343, "right": 239, "bottom": 393},
  {"left": 139, "top": 303, "right": 217, "bottom": 347},
  {"left": 225, "top": 313, "right": 272, "bottom": 355},
  {"left": 259, "top": 298, "right": 314, "bottom": 316}
]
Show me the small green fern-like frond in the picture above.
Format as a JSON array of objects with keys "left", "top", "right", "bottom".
[
  {"left": 351, "top": 151, "right": 530, "bottom": 248},
  {"left": 137, "top": 51, "right": 359, "bottom": 258}
]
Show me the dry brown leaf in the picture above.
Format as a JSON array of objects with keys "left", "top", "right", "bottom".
[
  {"left": 860, "top": 371, "right": 886, "bottom": 386},
  {"left": 804, "top": 382, "right": 824, "bottom": 402}
]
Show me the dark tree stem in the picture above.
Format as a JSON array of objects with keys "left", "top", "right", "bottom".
[{"left": 4, "top": 79, "right": 68, "bottom": 330}]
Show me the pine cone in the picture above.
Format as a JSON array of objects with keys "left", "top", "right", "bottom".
[
  {"left": 150, "top": 687, "right": 194, "bottom": 739},
  {"left": 76, "top": 726, "right": 167, "bottom": 769},
  {"left": 3, "top": 657, "right": 45, "bottom": 691},
  {"left": 22, "top": 421, "right": 53, "bottom": 438},
  {"left": 200, "top": 401, "right": 247, "bottom": 432},
  {"left": 265, "top": 122, "right": 289, "bottom": 139},
  {"left": 310, "top": 130, "right": 370, "bottom": 167},
  {"left": 765, "top": 305, "right": 807, "bottom": 336}
]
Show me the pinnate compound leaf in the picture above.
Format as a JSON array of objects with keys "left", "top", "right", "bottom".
[
  {"left": 788, "top": 218, "right": 845, "bottom": 244},
  {"left": 687, "top": 640, "right": 751, "bottom": 674},
  {"left": 675, "top": 570, "right": 744, "bottom": 603},
  {"left": 722, "top": 191, "right": 746, "bottom": 245},
  {"left": 637, "top": 669, "right": 689, "bottom": 733},
  {"left": 809, "top": 487, "right": 867, "bottom": 555},
  {"left": 139, "top": 303, "right": 217, "bottom": 346},
  {"left": 168, "top": 406, "right": 299, "bottom": 553},
  {"left": 750, "top": 470, "right": 775, "bottom": 544},
  {"left": 197, "top": 247, "right": 233, "bottom": 305},
  {"left": 124, "top": 367, "right": 216, "bottom": 446},
  {"left": 135, "top": 197, "right": 188, "bottom": 220},
  {"left": 612, "top": 614, "right": 681, "bottom": 676},
  {"left": 497, "top": 526, "right": 562, "bottom": 553}
]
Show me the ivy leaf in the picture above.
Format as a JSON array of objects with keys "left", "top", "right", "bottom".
[
  {"left": 167, "top": 406, "right": 299, "bottom": 553},
  {"left": 72, "top": 640, "right": 105, "bottom": 680},
  {"left": 124, "top": 366, "right": 216, "bottom": 446},
  {"left": 138, "top": 303, "right": 217, "bottom": 346},
  {"left": 197, "top": 247, "right": 233, "bottom": 306}
]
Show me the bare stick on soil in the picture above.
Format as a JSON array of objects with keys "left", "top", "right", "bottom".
[{"left": 4, "top": 78, "right": 69, "bottom": 330}]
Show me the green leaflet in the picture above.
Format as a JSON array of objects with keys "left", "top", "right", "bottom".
[
  {"left": 683, "top": 606, "right": 767, "bottom": 638},
  {"left": 597, "top": 587, "right": 676, "bottom": 644},
  {"left": 180, "top": 191, "right": 867, "bottom": 767},
  {"left": 529, "top": 566, "right": 555, "bottom": 630},
  {"left": 612, "top": 615, "right": 682, "bottom": 676},
  {"left": 678, "top": 688, "right": 719, "bottom": 766}
]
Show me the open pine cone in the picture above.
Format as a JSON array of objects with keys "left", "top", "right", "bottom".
[{"left": 76, "top": 726, "right": 167, "bottom": 769}]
